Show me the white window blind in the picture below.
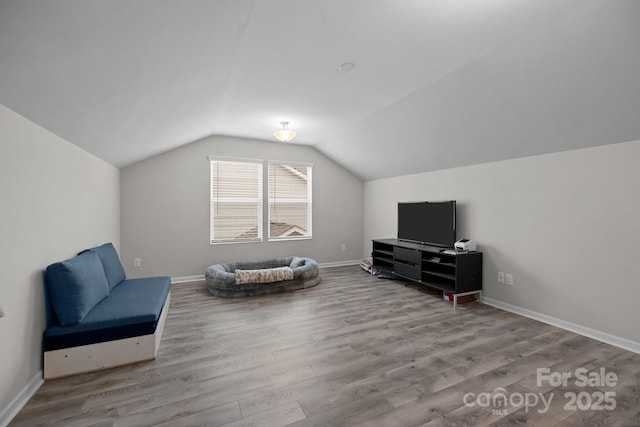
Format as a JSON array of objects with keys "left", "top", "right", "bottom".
[
  {"left": 268, "top": 162, "right": 312, "bottom": 240},
  {"left": 210, "top": 157, "right": 263, "bottom": 244}
]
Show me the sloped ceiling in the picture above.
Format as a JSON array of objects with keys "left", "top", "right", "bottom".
[{"left": 1, "top": 0, "right": 639, "bottom": 180}]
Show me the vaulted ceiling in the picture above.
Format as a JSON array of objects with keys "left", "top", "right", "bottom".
[{"left": 1, "top": 0, "right": 639, "bottom": 180}]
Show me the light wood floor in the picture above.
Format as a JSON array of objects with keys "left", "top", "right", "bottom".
[{"left": 11, "top": 266, "right": 640, "bottom": 426}]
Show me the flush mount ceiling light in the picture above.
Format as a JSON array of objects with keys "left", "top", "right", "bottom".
[
  {"left": 273, "top": 121, "right": 296, "bottom": 142},
  {"left": 337, "top": 62, "right": 355, "bottom": 73}
]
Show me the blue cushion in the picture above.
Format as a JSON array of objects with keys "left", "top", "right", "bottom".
[
  {"left": 43, "top": 277, "right": 171, "bottom": 350},
  {"left": 45, "top": 251, "right": 110, "bottom": 326},
  {"left": 83, "top": 243, "right": 126, "bottom": 290}
]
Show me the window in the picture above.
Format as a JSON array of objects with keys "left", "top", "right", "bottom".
[
  {"left": 209, "top": 157, "right": 263, "bottom": 244},
  {"left": 268, "top": 162, "right": 312, "bottom": 240}
]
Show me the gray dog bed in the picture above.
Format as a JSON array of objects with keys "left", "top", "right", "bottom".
[{"left": 206, "top": 256, "right": 320, "bottom": 297}]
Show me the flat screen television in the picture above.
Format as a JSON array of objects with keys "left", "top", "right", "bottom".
[{"left": 397, "top": 201, "right": 456, "bottom": 247}]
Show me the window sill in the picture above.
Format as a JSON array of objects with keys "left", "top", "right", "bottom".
[
  {"left": 210, "top": 239, "right": 263, "bottom": 246},
  {"left": 267, "top": 236, "right": 312, "bottom": 243}
]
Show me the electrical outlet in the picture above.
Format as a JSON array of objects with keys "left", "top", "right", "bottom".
[
  {"left": 340, "top": 243, "right": 347, "bottom": 251},
  {"left": 505, "top": 273, "right": 514, "bottom": 286},
  {"left": 133, "top": 258, "right": 141, "bottom": 268},
  {"left": 498, "top": 272, "right": 505, "bottom": 283}
]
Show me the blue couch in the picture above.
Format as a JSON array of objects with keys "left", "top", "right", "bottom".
[{"left": 43, "top": 243, "right": 171, "bottom": 379}]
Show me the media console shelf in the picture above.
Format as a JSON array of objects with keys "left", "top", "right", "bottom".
[{"left": 372, "top": 238, "right": 482, "bottom": 310}]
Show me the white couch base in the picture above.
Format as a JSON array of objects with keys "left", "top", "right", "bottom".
[{"left": 44, "top": 292, "right": 170, "bottom": 379}]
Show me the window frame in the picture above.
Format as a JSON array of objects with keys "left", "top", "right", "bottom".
[
  {"left": 267, "top": 160, "right": 313, "bottom": 242},
  {"left": 208, "top": 156, "right": 264, "bottom": 245}
]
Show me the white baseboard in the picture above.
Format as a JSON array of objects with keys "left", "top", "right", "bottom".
[
  {"left": 171, "top": 275, "right": 204, "bottom": 284},
  {"left": 0, "top": 371, "right": 43, "bottom": 427},
  {"left": 318, "top": 260, "right": 361, "bottom": 268},
  {"left": 171, "top": 260, "right": 361, "bottom": 284},
  {"left": 482, "top": 297, "right": 640, "bottom": 354}
]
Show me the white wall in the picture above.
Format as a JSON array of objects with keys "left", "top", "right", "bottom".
[
  {"left": 364, "top": 140, "right": 640, "bottom": 345},
  {"left": 120, "top": 135, "right": 363, "bottom": 278},
  {"left": 0, "top": 105, "right": 120, "bottom": 420}
]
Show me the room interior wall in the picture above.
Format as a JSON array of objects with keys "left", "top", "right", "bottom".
[
  {"left": 363, "top": 139, "right": 640, "bottom": 345},
  {"left": 0, "top": 105, "right": 120, "bottom": 420},
  {"left": 120, "top": 135, "right": 363, "bottom": 279}
]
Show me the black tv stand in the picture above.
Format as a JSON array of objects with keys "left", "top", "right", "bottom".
[{"left": 371, "top": 238, "right": 482, "bottom": 309}]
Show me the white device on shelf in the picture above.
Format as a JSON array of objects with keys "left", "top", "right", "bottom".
[{"left": 454, "top": 239, "right": 476, "bottom": 252}]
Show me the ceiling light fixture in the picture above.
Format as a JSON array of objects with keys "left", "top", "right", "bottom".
[
  {"left": 273, "top": 121, "right": 296, "bottom": 142},
  {"left": 337, "top": 62, "right": 355, "bottom": 73}
]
